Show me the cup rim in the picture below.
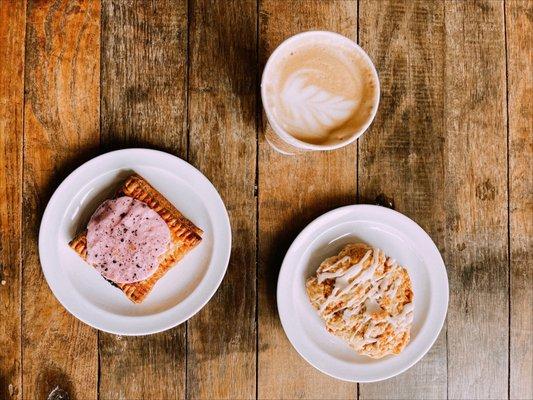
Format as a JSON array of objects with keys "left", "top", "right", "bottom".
[{"left": 261, "top": 30, "right": 381, "bottom": 151}]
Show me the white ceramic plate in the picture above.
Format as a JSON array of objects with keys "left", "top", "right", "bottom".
[
  {"left": 39, "top": 149, "right": 231, "bottom": 335},
  {"left": 277, "top": 205, "right": 448, "bottom": 382}
]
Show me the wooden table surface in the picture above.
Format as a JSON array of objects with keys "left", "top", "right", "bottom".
[{"left": 1, "top": 1, "right": 531, "bottom": 399}]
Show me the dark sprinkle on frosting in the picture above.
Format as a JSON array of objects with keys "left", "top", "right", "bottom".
[{"left": 86, "top": 196, "right": 171, "bottom": 284}]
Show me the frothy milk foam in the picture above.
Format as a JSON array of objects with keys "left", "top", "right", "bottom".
[{"left": 263, "top": 33, "right": 379, "bottom": 146}]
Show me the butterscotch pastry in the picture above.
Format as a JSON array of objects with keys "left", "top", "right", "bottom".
[
  {"left": 70, "top": 174, "right": 202, "bottom": 303},
  {"left": 306, "top": 243, "right": 414, "bottom": 358}
]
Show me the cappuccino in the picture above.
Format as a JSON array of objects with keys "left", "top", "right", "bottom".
[{"left": 262, "top": 31, "right": 379, "bottom": 152}]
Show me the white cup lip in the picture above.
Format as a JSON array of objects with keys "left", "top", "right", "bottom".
[{"left": 261, "top": 30, "right": 381, "bottom": 152}]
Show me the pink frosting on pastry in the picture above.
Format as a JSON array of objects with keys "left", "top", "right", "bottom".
[{"left": 86, "top": 196, "right": 171, "bottom": 284}]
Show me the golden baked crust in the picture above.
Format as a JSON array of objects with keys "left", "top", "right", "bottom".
[
  {"left": 306, "top": 243, "right": 414, "bottom": 358},
  {"left": 69, "top": 174, "right": 202, "bottom": 303}
]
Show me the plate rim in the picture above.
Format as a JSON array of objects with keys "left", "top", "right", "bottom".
[
  {"left": 276, "top": 204, "right": 449, "bottom": 382},
  {"left": 39, "top": 148, "right": 232, "bottom": 336}
]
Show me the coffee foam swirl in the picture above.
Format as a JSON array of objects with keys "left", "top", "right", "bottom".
[
  {"left": 263, "top": 35, "right": 378, "bottom": 146},
  {"left": 281, "top": 69, "right": 358, "bottom": 137}
]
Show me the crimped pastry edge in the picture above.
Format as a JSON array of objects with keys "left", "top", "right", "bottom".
[{"left": 69, "top": 173, "right": 202, "bottom": 303}]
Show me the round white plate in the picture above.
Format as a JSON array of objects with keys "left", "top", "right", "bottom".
[
  {"left": 277, "top": 205, "right": 448, "bottom": 382},
  {"left": 39, "top": 148, "right": 231, "bottom": 335}
]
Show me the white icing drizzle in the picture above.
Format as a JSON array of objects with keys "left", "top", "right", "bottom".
[
  {"left": 388, "top": 302, "right": 414, "bottom": 331},
  {"left": 314, "top": 246, "right": 414, "bottom": 354},
  {"left": 318, "top": 256, "right": 352, "bottom": 280},
  {"left": 317, "top": 249, "right": 372, "bottom": 315}
]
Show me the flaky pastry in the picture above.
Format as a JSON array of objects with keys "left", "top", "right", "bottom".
[
  {"left": 306, "top": 243, "right": 414, "bottom": 358},
  {"left": 70, "top": 174, "right": 202, "bottom": 303}
]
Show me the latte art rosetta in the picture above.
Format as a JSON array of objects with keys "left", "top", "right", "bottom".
[
  {"left": 281, "top": 71, "right": 358, "bottom": 136},
  {"left": 262, "top": 33, "right": 379, "bottom": 147}
]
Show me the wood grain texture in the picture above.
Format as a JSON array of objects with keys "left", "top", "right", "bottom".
[
  {"left": 357, "top": 1, "right": 446, "bottom": 398},
  {"left": 258, "top": 1, "right": 357, "bottom": 398},
  {"left": 22, "top": 1, "right": 100, "bottom": 399},
  {"left": 101, "top": 0, "right": 188, "bottom": 152},
  {"left": 444, "top": 1, "right": 509, "bottom": 399},
  {"left": 186, "top": 0, "right": 257, "bottom": 398},
  {"left": 506, "top": 1, "right": 533, "bottom": 399},
  {"left": 0, "top": 1, "right": 25, "bottom": 399},
  {"left": 99, "top": 1, "right": 188, "bottom": 399},
  {"left": 3, "top": 1, "right": 528, "bottom": 398}
]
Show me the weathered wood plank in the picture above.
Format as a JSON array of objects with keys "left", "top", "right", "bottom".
[
  {"left": 99, "top": 1, "right": 188, "bottom": 399},
  {"left": 357, "top": 1, "right": 447, "bottom": 398},
  {"left": 22, "top": 1, "right": 100, "bottom": 399},
  {"left": 506, "top": 1, "right": 533, "bottom": 399},
  {"left": 101, "top": 0, "right": 188, "bottom": 152},
  {"left": 0, "top": 1, "right": 25, "bottom": 399},
  {"left": 186, "top": 0, "right": 257, "bottom": 398},
  {"left": 258, "top": 1, "right": 357, "bottom": 398},
  {"left": 444, "top": 1, "right": 509, "bottom": 399}
]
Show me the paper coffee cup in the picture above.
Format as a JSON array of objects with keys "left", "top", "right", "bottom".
[{"left": 261, "top": 31, "right": 380, "bottom": 155}]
